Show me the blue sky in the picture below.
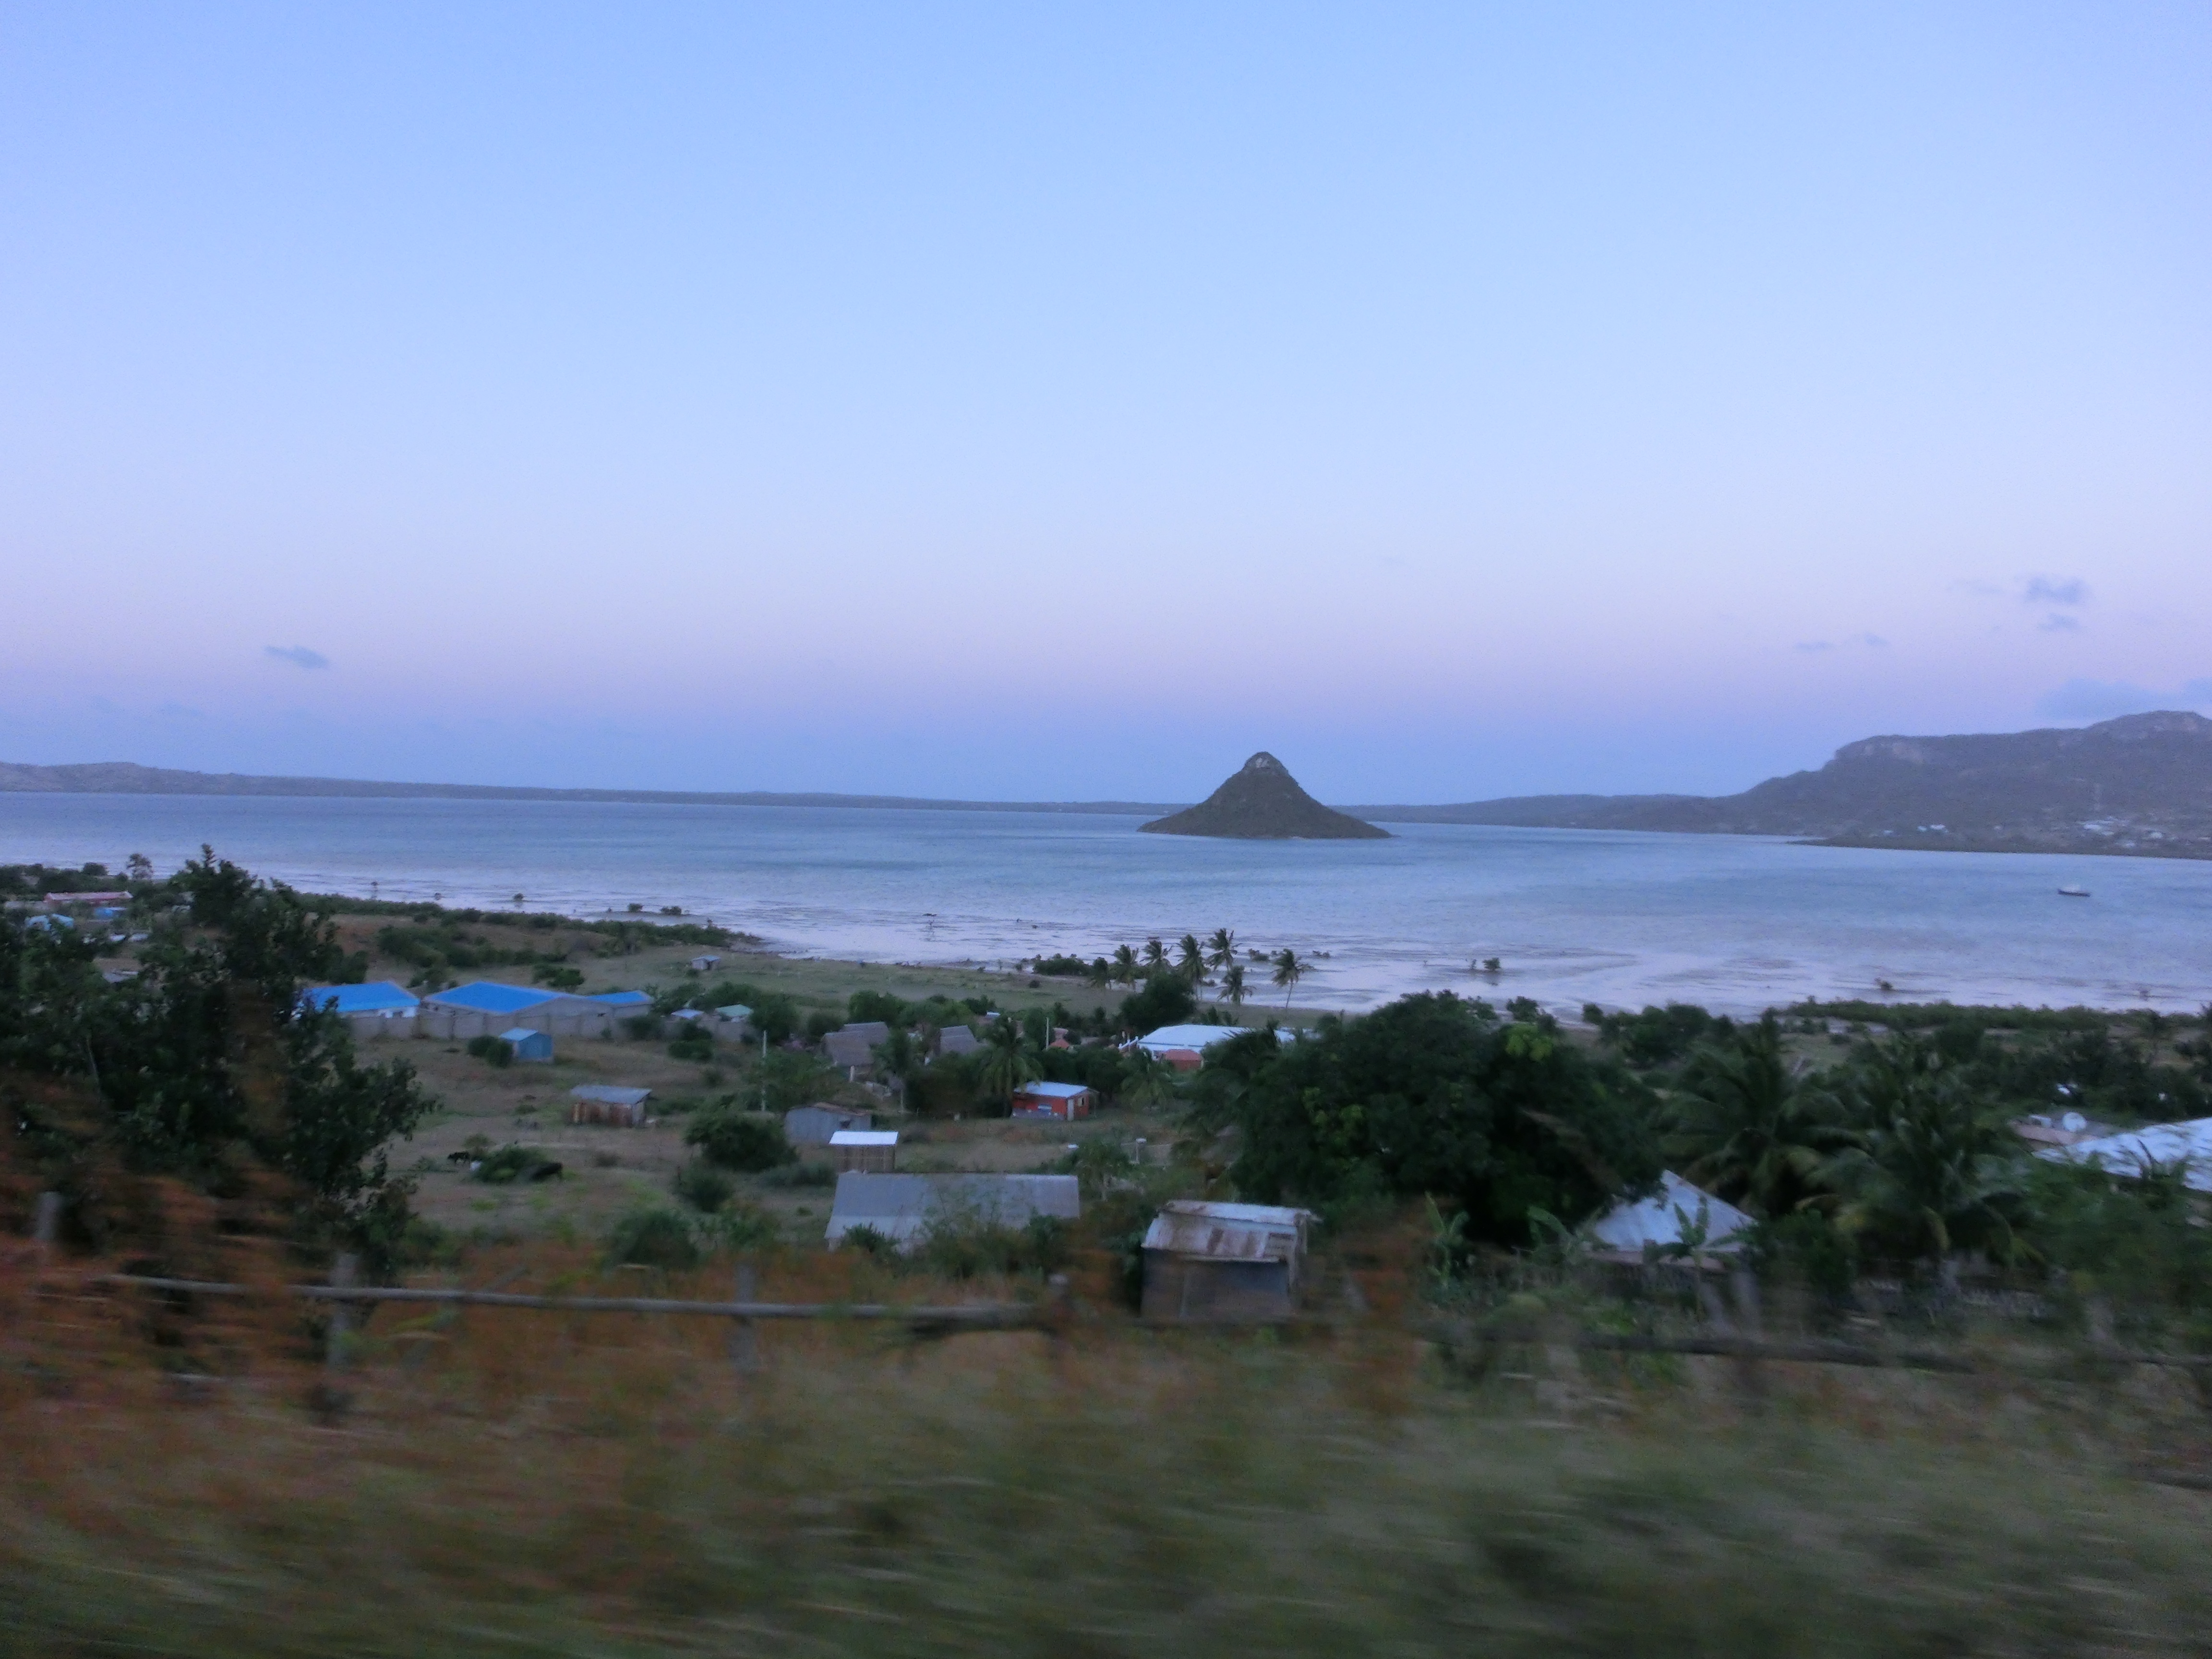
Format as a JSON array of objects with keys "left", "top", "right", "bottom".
[{"left": 4, "top": 2, "right": 2209, "bottom": 802}]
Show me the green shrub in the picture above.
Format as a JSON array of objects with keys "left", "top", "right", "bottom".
[
  {"left": 761, "top": 1161, "right": 837, "bottom": 1190},
  {"left": 470, "top": 1143, "right": 561, "bottom": 1184},
  {"left": 685, "top": 1108, "right": 796, "bottom": 1172},
  {"left": 465, "top": 1033, "right": 515, "bottom": 1068},
  {"left": 531, "top": 963, "right": 584, "bottom": 990},
  {"left": 603, "top": 1206, "right": 701, "bottom": 1270},
  {"left": 672, "top": 1159, "right": 736, "bottom": 1213}
]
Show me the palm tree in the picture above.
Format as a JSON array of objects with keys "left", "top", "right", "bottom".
[
  {"left": 1177, "top": 933, "right": 1207, "bottom": 986},
  {"left": 1668, "top": 1015, "right": 1851, "bottom": 1219},
  {"left": 1222, "top": 962, "right": 1248, "bottom": 1008},
  {"left": 1271, "top": 948, "right": 1307, "bottom": 1009},
  {"left": 1111, "top": 944, "right": 1139, "bottom": 986},
  {"left": 1820, "top": 1035, "right": 2026, "bottom": 1270},
  {"left": 1207, "top": 928, "right": 1237, "bottom": 974},
  {"left": 1142, "top": 938, "right": 1168, "bottom": 976},
  {"left": 977, "top": 1017, "right": 1043, "bottom": 1103}
]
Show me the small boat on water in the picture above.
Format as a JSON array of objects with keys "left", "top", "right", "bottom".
[{"left": 2057, "top": 884, "right": 2090, "bottom": 898}]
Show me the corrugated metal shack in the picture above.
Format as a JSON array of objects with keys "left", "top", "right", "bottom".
[
  {"left": 500, "top": 1026, "right": 555, "bottom": 1063},
  {"left": 569, "top": 1085, "right": 652, "bottom": 1127},
  {"left": 1141, "top": 1200, "right": 1315, "bottom": 1322},
  {"left": 785, "top": 1104, "right": 872, "bottom": 1145}
]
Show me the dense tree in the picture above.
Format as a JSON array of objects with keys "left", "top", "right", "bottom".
[
  {"left": 1, "top": 849, "right": 433, "bottom": 1263},
  {"left": 1667, "top": 1015, "right": 1852, "bottom": 1219},
  {"left": 1211, "top": 993, "right": 1661, "bottom": 1241},
  {"left": 1820, "top": 1036, "right": 2027, "bottom": 1268}
]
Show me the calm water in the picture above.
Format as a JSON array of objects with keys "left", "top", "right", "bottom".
[{"left": 4, "top": 793, "right": 2207, "bottom": 1015}]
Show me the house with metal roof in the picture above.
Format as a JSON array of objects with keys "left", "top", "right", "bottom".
[
  {"left": 2040, "top": 1118, "right": 2212, "bottom": 1193},
  {"left": 826, "top": 1173, "right": 1080, "bottom": 1250},
  {"left": 1011, "top": 1080, "right": 1094, "bottom": 1119},
  {"left": 588, "top": 990, "right": 653, "bottom": 1009},
  {"left": 823, "top": 1022, "right": 890, "bottom": 1077},
  {"left": 570, "top": 1084, "right": 652, "bottom": 1126},
  {"left": 1141, "top": 1200, "right": 1315, "bottom": 1322},
  {"left": 426, "top": 982, "right": 585, "bottom": 1017},
  {"left": 1586, "top": 1171, "right": 1754, "bottom": 1261},
  {"left": 1130, "top": 1024, "right": 1293, "bottom": 1067},
  {"left": 303, "top": 980, "right": 420, "bottom": 1016}
]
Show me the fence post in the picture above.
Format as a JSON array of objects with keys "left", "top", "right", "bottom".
[
  {"left": 1729, "top": 1265, "right": 1767, "bottom": 1404},
  {"left": 326, "top": 1253, "right": 360, "bottom": 1372},
  {"left": 31, "top": 1191, "right": 63, "bottom": 1260},
  {"left": 730, "top": 1261, "right": 759, "bottom": 1373}
]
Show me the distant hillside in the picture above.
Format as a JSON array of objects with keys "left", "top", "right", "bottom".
[
  {"left": 1142, "top": 753, "right": 1389, "bottom": 840},
  {"left": 0, "top": 760, "right": 1178, "bottom": 817},
  {"left": 12, "top": 710, "right": 2211, "bottom": 859},
  {"left": 1354, "top": 711, "right": 2212, "bottom": 858}
]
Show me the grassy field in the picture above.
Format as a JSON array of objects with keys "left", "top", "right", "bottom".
[
  {"left": 313, "top": 911, "right": 1271, "bottom": 1245},
  {"left": 6, "top": 1245, "right": 2212, "bottom": 1658}
]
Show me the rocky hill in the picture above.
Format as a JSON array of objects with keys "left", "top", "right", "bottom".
[
  {"left": 1356, "top": 711, "right": 2212, "bottom": 858},
  {"left": 1141, "top": 754, "right": 1389, "bottom": 840}
]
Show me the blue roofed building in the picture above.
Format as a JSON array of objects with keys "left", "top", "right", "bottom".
[
  {"left": 588, "top": 990, "right": 652, "bottom": 1009},
  {"left": 304, "top": 981, "right": 420, "bottom": 1016},
  {"left": 425, "top": 982, "right": 579, "bottom": 1016}
]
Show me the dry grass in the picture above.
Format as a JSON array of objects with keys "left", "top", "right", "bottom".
[{"left": 7, "top": 1240, "right": 2212, "bottom": 1658}]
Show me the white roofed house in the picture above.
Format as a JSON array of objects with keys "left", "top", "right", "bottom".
[
  {"left": 1585, "top": 1172, "right": 1755, "bottom": 1264},
  {"left": 2040, "top": 1118, "right": 2212, "bottom": 1195},
  {"left": 1141, "top": 1201, "right": 1316, "bottom": 1322}
]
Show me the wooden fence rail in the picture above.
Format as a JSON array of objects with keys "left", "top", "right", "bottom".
[
  {"left": 1423, "top": 1319, "right": 2212, "bottom": 1377},
  {"left": 101, "top": 1274, "right": 1057, "bottom": 1333}
]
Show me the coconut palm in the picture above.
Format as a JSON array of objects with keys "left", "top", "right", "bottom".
[
  {"left": 1820, "top": 1035, "right": 2027, "bottom": 1269},
  {"left": 1142, "top": 938, "right": 1168, "bottom": 975},
  {"left": 1111, "top": 944, "right": 1139, "bottom": 986},
  {"left": 1271, "top": 948, "right": 1307, "bottom": 1009},
  {"left": 977, "top": 1017, "right": 1043, "bottom": 1103},
  {"left": 1207, "top": 928, "right": 1237, "bottom": 973},
  {"left": 1221, "top": 962, "right": 1248, "bottom": 1008},
  {"left": 1177, "top": 933, "right": 1207, "bottom": 986},
  {"left": 1668, "top": 1014, "right": 1852, "bottom": 1219}
]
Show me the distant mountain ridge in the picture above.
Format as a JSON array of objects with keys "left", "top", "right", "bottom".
[
  {"left": 1351, "top": 711, "right": 2212, "bottom": 858},
  {"left": 8, "top": 710, "right": 2210, "bottom": 859},
  {"left": 1139, "top": 753, "right": 1389, "bottom": 840},
  {"left": 0, "top": 760, "right": 1179, "bottom": 817}
]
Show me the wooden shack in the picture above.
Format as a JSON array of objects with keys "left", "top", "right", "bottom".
[
  {"left": 1140, "top": 1200, "right": 1315, "bottom": 1322},
  {"left": 830, "top": 1129, "right": 899, "bottom": 1174}
]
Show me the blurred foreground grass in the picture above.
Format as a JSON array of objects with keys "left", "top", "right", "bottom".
[{"left": 6, "top": 1262, "right": 2212, "bottom": 1657}]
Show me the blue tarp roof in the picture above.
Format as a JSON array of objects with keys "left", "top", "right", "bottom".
[
  {"left": 306, "top": 981, "right": 420, "bottom": 1015},
  {"left": 588, "top": 990, "right": 652, "bottom": 1007},
  {"left": 428, "top": 982, "right": 566, "bottom": 1015}
]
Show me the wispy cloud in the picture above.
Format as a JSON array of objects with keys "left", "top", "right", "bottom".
[
  {"left": 2022, "top": 575, "right": 2088, "bottom": 607},
  {"left": 2036, "top": 677, "right": 2212, "bottom": 721},
  {"left": 2038, "top": 613, "right": 2083, "bottom": 634},
  {"left": 1793, "top": 633, "right": 1886, "bottom": 654},
  {"left": 264, "top": 645, "right": 331, "bottom": 671}
]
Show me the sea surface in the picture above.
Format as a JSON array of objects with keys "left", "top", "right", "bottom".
[{"left": 4, "top": 793, "right": 2207, "bottom": 1015}]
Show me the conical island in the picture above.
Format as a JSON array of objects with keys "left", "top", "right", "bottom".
[{"left": 1140, "top": 753, "right": 1390, "bottom": 840}]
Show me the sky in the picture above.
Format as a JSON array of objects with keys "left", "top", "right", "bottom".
[{"left": 4, "top": 2, "right": 2210, "bottom": 803}]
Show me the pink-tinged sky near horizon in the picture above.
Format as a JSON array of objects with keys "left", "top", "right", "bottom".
[{"left": 3, "top": 2, "right": 2210, "bottom": 804}]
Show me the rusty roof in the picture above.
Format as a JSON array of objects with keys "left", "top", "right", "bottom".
[{"left": 1141, "top": 1200, "right": 1312, "bottom": 1262}]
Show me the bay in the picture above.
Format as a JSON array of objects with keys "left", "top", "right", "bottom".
[{"left": 2, "top": 792, "right": 2206, "bottom": 1014}]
